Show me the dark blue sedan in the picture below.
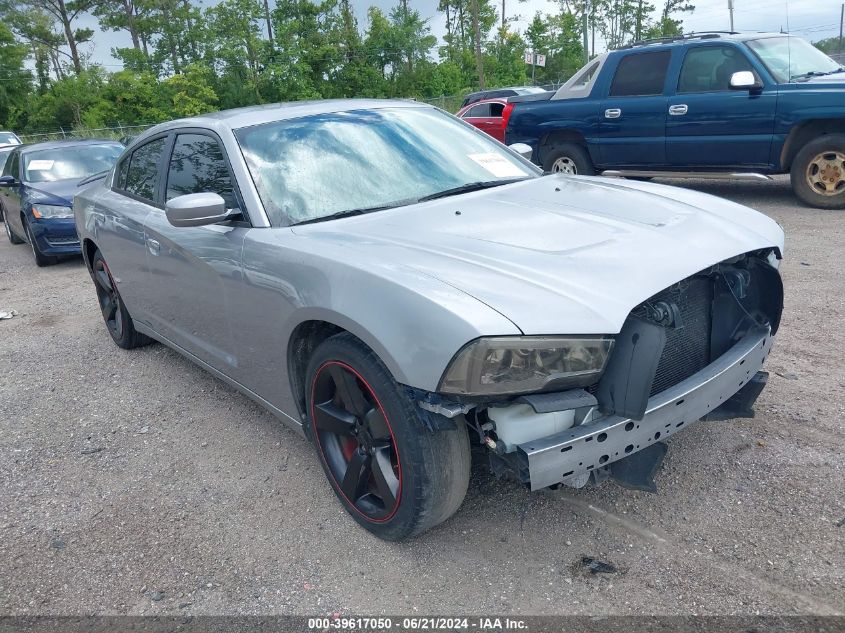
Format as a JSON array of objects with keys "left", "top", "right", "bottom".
[{"left": 1, "top": 139, "right": 123, "bottom": 266}]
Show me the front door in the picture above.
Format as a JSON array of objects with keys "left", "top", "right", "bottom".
[
  {"left": 142, "top": 131, "right": 248, "bottom": 373},
  {"left": 667, "top": 44, "right": 777, "bottom": 168},
  {"left": 0, "top": 150, "right": 23, "bottom": 237},
  {"left": 462, "top": 101, "right": 507, "bottom": 142},
  {"left": 598, "top": 50, "right": 672, "bottom": 167}
]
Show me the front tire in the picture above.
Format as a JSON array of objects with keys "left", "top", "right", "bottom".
[
  {"left": 305, "top": 333, "right": 470, "bottom": 541},
  {"left": 91, "top": 249, "right": 151, "bottom": 349},
  {"left": 790, "top": 134, "right": 845, "bottom": 210},
  {"left": 542, "top": 143, "right": 596, "bottom": 175},
  {"left": 24, "top": 219, "right": 56, "bottom": 266}
]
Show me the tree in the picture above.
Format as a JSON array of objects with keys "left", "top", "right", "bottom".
[
  {"left": 0, "top": 23, "right": 33, "bottom": 126},
  {"left": 4, "top": 0, "right": 99, "bottom": 75}
]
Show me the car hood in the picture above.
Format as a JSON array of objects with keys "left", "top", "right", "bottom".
[
  {"left": 803, "top": 73, "right": 845, "bottom": 84},
  {"left": 292, "top": 175, "right": 784, "bottom": 335},
  {"left": 25, "top": 179, "right": 78, "bottom": 205}
]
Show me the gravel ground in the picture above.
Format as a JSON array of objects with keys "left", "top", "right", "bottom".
[{"left": 0, "top": 176, "right": 843, "bottom": 616}]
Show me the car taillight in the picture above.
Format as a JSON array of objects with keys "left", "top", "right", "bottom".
[{"left": 502, "top": 102, "right": 515, "bottom": 129}]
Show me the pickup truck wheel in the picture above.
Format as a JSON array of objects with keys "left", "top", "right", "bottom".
[
  {"left": 543, "top": 144, "right": 595, "bottom": 176},
  {"left": 791, "top": 135, "right": 845, "bottom": 209},
  {"left": 306, "top": 333, "right": 471, "bottom": 541}
]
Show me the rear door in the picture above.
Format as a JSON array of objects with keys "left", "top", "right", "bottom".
[
  {"left": 666, "top": 44, "right": 777, "bottom": 168},
  {"left": 141, "top": 130, "right": 249, "bottom": 373},
  {"left": 598, "top": 50, "right": 672, "bottom": 167},
  {"left": 95, "top": 135, "right": 168, "bottom": 323}
]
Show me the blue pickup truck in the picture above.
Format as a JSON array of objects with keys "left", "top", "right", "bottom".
[{"left": 504, "top": 33, "right": 845, "bottom": 209}]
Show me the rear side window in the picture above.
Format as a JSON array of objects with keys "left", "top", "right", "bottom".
[
  {"left": 123, "top": 138, "right": 166, "bottom": 202},
  {"left": 490, "top": 103, "right": 505, "bottom": 117},
  {"left": 678, "top": 46, "right": 754, "bottom": 93},
  {"left": 165, "top": 134, "right": 237, "bottom": 209},
  {"left": 610, "top": 51, "right": 671, "bottom": 97},
  {"left": 465, "top": 103, "right": 491, "bottom": 118}
]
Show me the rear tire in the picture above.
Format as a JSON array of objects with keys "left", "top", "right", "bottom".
[
  {"left": 24, "top": 219, "right": 56, "bottom": 266},
  {"left": 3, "top": 208, "right": 24, "bottom": 244},
  {"left": 305, "top": 333, "right": 471, "bottom": 541},
  {"left": 790, "top": 134, "right": 845, "bottom": 210},
  {"left": 91, "top": 249, "right": 152, "bottom": 349},
  {"left": 543, "top": 143, "right": 595, "bottom": 176}
]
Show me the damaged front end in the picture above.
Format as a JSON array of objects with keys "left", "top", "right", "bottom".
[{"left": 422, "top": 249, "right": 784, "bottom": 493}]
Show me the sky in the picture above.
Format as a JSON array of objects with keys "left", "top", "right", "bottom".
[{"left": 76, "top": 0, "right": 843, "bottom": 70}]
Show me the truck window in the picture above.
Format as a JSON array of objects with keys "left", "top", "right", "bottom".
[
  {"left": 678, "top": 46, "right": 754, "bottom": 93},
  {"left": 609, "top": 51, "right": 671, "bottom": 97},
  {"left": 465, "top": 103, "right": 491, "bottom": 118}
]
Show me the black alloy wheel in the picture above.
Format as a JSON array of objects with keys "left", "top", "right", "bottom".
[
  {"left": 310, "top": 361, "right": 402, "bottom": 522},
  {"left": 305, "top": 333, "right": 471, "bottom": 540},
  {"left": 90, "top": 249, "right": 151, "bottom": 349},
  {"left": 93, "top": 255, "right": 124, "bottom": 341}
]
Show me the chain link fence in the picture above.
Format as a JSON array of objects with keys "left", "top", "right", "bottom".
[
  {"left": 17, "top": 123, "right": 157, "bottom": 144},
  {"left": 15, "top": 82, "right": 570, "bottom": 141}
]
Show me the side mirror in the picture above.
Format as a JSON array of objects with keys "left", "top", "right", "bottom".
[
  {"left": 508, "top": 142, "right": 533, "bottom": 160},
  {"left": 729, "top": 71, "right": 762, "bottom": 92},
  {"left": 0, "top": 175, "right": 16, "bottom": 187},
  {"left": 165, "top": 192, "right": 232, "bottom": 228}
]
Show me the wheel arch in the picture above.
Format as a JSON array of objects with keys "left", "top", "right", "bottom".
[
  {"left": 781, "top": 119, "right": 845, "bottom": 171},
  {"left": 286, "top": 315, "right": 408, "bottom": 423},
  {"left": 538, "top": 128, "right": 591, "bottom": 165},
  {"left": 82, "top": 237, "right": 98, "bottom": 272}
]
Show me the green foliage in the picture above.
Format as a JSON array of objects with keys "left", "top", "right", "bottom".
[{"left": 0, "top": 0, "right": 697, "bottom": 133}]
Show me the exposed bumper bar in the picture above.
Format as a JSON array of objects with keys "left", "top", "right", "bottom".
[{"left": 519, "top": 326, "right": 773, "bottom": 491}]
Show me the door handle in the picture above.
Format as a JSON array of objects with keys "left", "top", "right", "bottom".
[
  {"left": 604, "top": 108, "right": 622, "bottom": 119},
  {"left": 146, "top": 238, "right": 160, "bottom": 256},
  {"left": 669, "top": 104, "right": 688, "bottom": 116}
]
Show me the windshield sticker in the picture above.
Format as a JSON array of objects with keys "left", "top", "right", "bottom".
[
  {"left": 28, "top": 160, "right": 55, "bottom": 170},
  {"left": 468, "top": 153, "right": 525, "bottom": 178}
]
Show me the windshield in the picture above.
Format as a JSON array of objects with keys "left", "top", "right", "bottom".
[
  {"left": 235, "top": 106, "right": 538, "bottom": 226},
  {"left": 23, "top": 143, "right": 123, "bottom": 183},
  {"left": 0, "top": 132, "right": 19, "bottom": 145},
  {"left": 746, "top": 36, "right": 841, "bottom": 83}
]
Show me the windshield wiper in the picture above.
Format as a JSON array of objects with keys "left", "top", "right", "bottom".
[
  {"left": 291, "top": 201, "right": 411, "bottom": 226},
  {"left": 417, "top": 178, "right": 528, "bottom": 202},
  {"left": 790, "top": 70, "right": 833, "bottom": 81}
]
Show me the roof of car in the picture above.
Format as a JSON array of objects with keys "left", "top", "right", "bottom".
[
  {"left": 615, "top": 31, "right": 786, "bottom": 51},
  {"left": 18, "top": 138, "right": 122, "bottom": 153},
  {"left": 143, "top": 98, "right": 426, "bottom": 135}
]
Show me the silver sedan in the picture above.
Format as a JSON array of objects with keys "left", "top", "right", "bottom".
[{"left": 74, "top": 99, "right": 784, "bottom": 540}]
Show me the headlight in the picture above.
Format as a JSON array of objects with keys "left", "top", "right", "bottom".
[
  {"left": 438, "top": 336, "right": 614, "bottom": 396},
  {"left": 32, "top": 204, "right": 73, "bottom": 219}
]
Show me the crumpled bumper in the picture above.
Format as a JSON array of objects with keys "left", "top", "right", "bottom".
[{"left": 519, "top": 326, "right": 773, "bottom": 491}]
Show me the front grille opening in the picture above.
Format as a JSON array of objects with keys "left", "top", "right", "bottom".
[{"left": 645, "top": 276, "right": 713, "bottom": 396}]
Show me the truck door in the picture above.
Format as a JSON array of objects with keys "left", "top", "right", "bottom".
[
  {"left": 598, "top": 50, "right": 671, "bottom": 167},
  {"left": 666, "top": 44, "right": 777, "bottom": 168}
]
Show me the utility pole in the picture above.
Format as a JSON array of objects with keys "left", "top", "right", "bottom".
[
  {"left": 728, "top": 0, "right": 735, "bottom": 32},
  {"left": 839, "top": 3, "right": 844, "bottom": 56},
  {"left": 582, "top": 0, "right": 590, "bottom": 65}
]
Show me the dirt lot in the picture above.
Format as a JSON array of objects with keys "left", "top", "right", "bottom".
[{"left": 0, "top": 176, "right": 843, "bottom": 616}]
